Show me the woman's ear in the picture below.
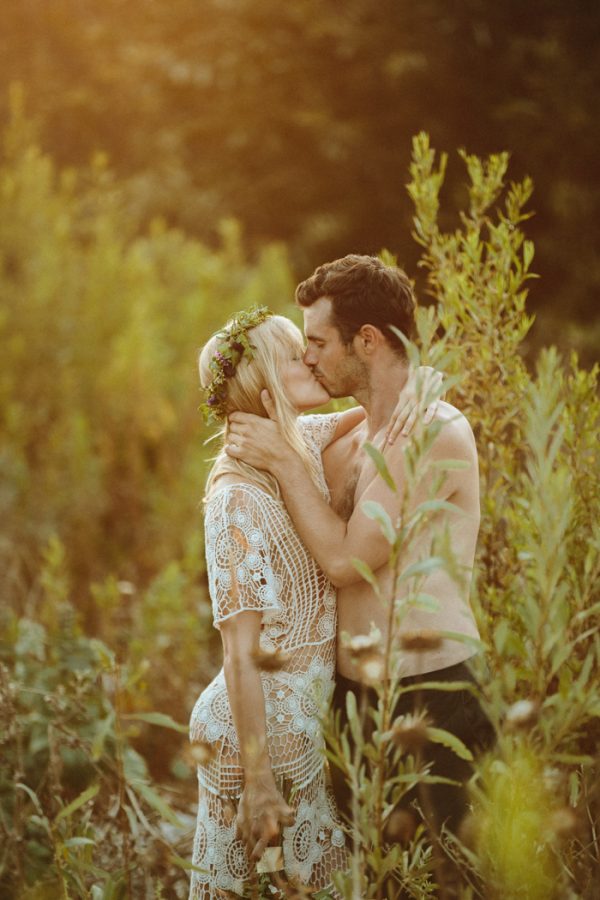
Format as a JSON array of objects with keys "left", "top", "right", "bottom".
[{"left": 261, "top": 389, "right": 278, "bottom": 421}]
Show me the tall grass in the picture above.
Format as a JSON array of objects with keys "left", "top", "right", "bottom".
[{"left": 0, "top": 100, "right": 598, "bottom": 897}]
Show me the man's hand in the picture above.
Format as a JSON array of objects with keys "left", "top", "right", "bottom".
[
  {"left": 227, "top": 391, "right": 292, "bottom": 474},
  {"left": 236, "top": 774, "right": 295, "bottom": 860},
  {"left": 385, "top": 365, "right": 444, "bottom": 445}
]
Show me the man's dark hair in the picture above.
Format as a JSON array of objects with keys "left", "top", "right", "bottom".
[{"left": 295, "top": 254, "right": 416, "bottom": 357}]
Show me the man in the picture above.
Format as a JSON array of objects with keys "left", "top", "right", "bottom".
[{"left": 226, "top": 254, "right": 491, "bottom": 835}]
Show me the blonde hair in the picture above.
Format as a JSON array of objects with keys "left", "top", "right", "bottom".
[{"left": 199, "top": 315, "right": 321, "bottom": 499}]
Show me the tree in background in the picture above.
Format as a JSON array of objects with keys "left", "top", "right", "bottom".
[{"left": 1, "top": 0, "right": 599, "bottom": 362}]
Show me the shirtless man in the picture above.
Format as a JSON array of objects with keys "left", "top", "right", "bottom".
[{"left": 227, "top": 254, "right": 492, "bottom": 832}]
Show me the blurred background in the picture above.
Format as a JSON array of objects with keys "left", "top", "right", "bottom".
[
  {"left": 1, "top": 5, "right": 600, "bottom": 892},
  {"left": 2, "top": 0, "right": 599, "bottom": 362}
]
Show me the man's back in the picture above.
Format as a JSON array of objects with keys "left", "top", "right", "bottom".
[{"left": 323, "top": 401, "right": 481, "bottom": 680}]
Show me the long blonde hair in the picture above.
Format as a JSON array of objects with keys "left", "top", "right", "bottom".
[{"left": 199, "top": 315, "right": 321, "bottom": 499}]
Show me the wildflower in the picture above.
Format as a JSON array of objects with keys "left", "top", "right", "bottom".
[
  {"left": 542, "top": 766, "right": 564, "bottom": 792},
  {"left": 399, "top": 629, "right": 442, "bottom": 651},
  {"left": 505, "top": 699, "right": 539, "bottom": 730},
  {"left": 549, "top": 807, "right": 578, "bottom": 839},
  {"left": 358, "top": 652, "right": 385, "bottom": 685},
  {"left": 251, "top": 646, "right": 290, "bottom": 671},
  {"left": 344, "top": 625, "right": 382, "bottom": 659},
  {"left": 189, "top": 741, "right": 216, "bottom": 766},
  {"left": 117, "top": 580, "right": 136, "bottom": 595}
]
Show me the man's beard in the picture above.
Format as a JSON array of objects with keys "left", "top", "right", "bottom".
[{"left": 317, "top": 356, "right": 366, "bottom": 399}]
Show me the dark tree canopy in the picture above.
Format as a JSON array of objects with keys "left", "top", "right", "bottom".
[{"left": 2, "top": 0, "right": 599, "bottom": 359}]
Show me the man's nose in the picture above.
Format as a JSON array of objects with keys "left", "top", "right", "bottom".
[{"left": 303, "top": 346, "right": 316, "bottom": 366}]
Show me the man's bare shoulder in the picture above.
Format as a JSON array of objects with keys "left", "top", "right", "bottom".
[{"left": 430, "top": 401, "right": 477, "bottom": 458}]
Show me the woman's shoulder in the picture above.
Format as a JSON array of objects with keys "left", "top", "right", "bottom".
[
  {"left": 297, "top": 412, "right": 341, "bottom": 450},
  {"left": 206, "top": 476, "right": 282, "bottom": 507}
]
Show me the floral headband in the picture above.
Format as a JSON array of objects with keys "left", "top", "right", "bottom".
[{"left": 200, "top": 305, "right": 273, "bottom": 423}]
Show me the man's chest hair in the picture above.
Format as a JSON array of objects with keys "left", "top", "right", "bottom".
[{"left": 323, "top": 427, "right": 370, "bottom": 522}]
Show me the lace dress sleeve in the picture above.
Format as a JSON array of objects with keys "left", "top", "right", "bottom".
[
  {"left": 204, "top": 485, "right": 282, "bottom": 629},
  {"left": 298, "top": 413, "right": 341, "bottom": 451}
]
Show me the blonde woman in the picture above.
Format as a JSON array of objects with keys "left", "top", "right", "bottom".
[{"left": 189, "top": 307, "right": 439, "bottom": 898}]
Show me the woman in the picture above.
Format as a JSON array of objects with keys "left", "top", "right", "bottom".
[{"left": 189, "top": 306, "right": 437, "bottom": 898}]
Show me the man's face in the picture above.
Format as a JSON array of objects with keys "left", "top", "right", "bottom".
[{"left": 302, "top": 297, "right": 366, "bottom": 398}]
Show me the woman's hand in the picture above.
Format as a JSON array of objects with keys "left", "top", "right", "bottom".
[
  {"left": 385, "top": 365, "right": 444, "bottom": 444},
  {"left": 236, "top": 773, "right": 295, "bottom": 860}
]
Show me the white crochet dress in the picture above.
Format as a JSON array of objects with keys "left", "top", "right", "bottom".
[{"left": 189, "top": 414, "right": 347, "bottom": 898}]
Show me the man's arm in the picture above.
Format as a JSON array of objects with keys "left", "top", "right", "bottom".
[{"left": 226, "top": 413, "right": 472, "bottom": 587}]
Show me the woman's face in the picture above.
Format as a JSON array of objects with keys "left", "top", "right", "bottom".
[{"left": 280, "top": 346, "right": 330, "bottom": 412}]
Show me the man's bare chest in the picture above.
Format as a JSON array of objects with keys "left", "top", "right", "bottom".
[{"left": 322, "top": 426, "right": 371, "bottom": 521}]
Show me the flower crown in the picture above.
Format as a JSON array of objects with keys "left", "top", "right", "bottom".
[{"left": 200, "top": 305, "right": 273, "bottom": 423}]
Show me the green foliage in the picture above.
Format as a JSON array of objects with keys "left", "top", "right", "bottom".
[
  {"left": 1, "top": 102, "right": 599, "bottom": 896},
  {"left": 2, "top": 2, "right": 599, "bottom": 363},
  {"left": 0, "top": 92, "right": 295, "bottom": 608},
  {"left": 321, "top": 136, "right": 600, "bottom": 898},
  {"left": 0, "top": 540, "right": 194, "bottom": 898}
]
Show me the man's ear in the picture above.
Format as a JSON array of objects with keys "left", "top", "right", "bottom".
[{"left": 354, "top": 324, "right": 383, "bottom": 356}]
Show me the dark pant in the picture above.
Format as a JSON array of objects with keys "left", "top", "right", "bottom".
[{"left": 331, "top": 661, "right": 494, "bottom": 834}]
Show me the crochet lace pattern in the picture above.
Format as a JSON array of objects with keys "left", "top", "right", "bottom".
[{"left": 189, "top": 414, "right": 348, "bottom": 898}]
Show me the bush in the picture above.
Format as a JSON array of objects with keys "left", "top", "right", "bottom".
[{"left": 1, "top": 102, "right": 598, "bottom": 897}]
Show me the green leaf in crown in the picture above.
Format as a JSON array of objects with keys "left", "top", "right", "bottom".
[{"left": 200, "top": 305, "right": 273, "bottom": 423}]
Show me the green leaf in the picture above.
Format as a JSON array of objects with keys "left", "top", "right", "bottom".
[
  {"left": 350, "top": 557, "right": 380, "bottom": 595},
  {"left": 55, "top": 783, "right": 100, "bottom": 822},
  {"left": 412, "top": 498, "right": 466, "bottom": 517},
  {"left": 132, "top": 781, "right": 185, "bottom": 828},
  {"left": 344, "top": 690, "right": 364, "bottom": 749},
  {"left": 399, "top": 556, "right": 445, "bottom": 581},
  {"left": 438, "top": 631, "right": 486, "bottom": 653},
  {"left": 363, "top": 442, "right": 397, "bottom": 491},
  {"left": 552, "top": 753, "right": 594, "bottom": 766},
  {"left": 410, "top": 592, "right": 440, "bottom": 612},
  {"left": 426, "top": 727, "right": 473, "bottom": 761},
  {"left": 15, "top": 782, "right": 44, "bottom": 815},
  {"left": 122, "top": 711, "right": 189, "bottom": 733},
  {"left": 63, "top": 837, "right": 96, "bottom": 849},
  {"left": 169, "top": 852, "right": 209, "bottom": 874},
  {"left": 401, "top": 680, "right": 478, "bottom": 696},
  {"left": 430, "top": 458, "right": 470, "bottom": 471},
  {"left": 91, "top": 712, "right": 115, "bottom": 761},
  {"left": 361, "top": 500, "right": 396, "bottom": 544}
]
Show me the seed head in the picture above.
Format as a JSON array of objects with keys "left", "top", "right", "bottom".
[
  {"left": 251, "top": 646, "right": 290, "bottom": 672},
  {"left": 222, "top": 800, "right": 236, "bottom": 826},
  {"left": 400, "top": 629, "right": 442, "bottom": 652},
  {"left": 457, "top": 812, "right": 478, "bottom": 850},
  {"left": 390, "top": 709, "right": 432, "bottom": 753},
  {"left": 383, "top": 808, "right": 417, "bottom": 844}
]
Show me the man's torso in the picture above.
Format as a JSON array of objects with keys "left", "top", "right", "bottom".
[{"left": 322, "top": 403, "right": 481, "bottom": 680}]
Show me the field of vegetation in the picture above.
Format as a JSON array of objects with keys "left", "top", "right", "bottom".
[{"left": 1, "top": 95, "right": 599, "bottom": 898}]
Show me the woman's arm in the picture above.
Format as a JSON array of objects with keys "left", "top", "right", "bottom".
[{"left": 220, "top": 611, "right": 294, "bottom": 859}]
